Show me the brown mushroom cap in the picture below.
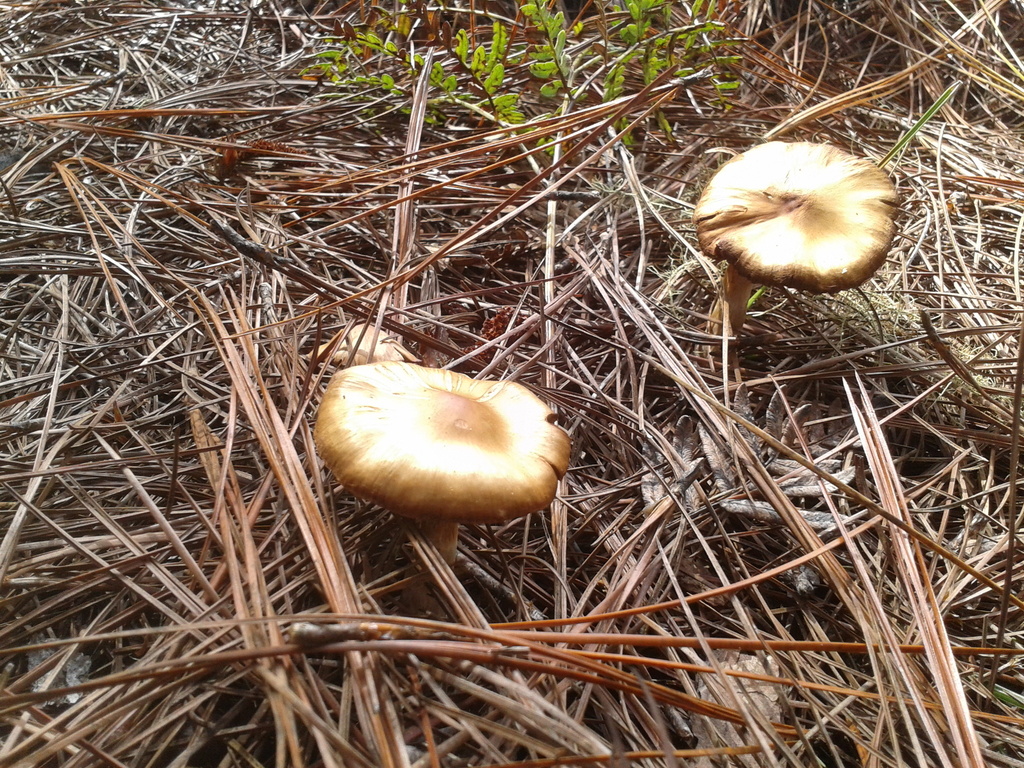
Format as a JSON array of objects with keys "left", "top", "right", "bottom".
[
  {"left": 314, "top": 361, "right": 570, "bottom": 524},
  {"left": 693, "top": 142, "right": 897, "bottom": 293}
]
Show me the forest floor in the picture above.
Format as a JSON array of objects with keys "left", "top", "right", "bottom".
[{"left": 2, "top": 1, "right": 1024, "bottom": 766}]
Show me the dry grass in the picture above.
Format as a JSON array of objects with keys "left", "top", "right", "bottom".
[{"left": 2, "top": 1, "right": 1024, "bottom": 766}]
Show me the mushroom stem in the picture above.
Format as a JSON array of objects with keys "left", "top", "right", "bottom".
[
  {"left": 709, "top": 264, "right": 754, "bottom": 336},
  {"left": 415, "top": 519, "right": 460, "bottom": 563}
]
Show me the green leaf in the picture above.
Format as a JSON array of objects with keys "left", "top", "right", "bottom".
[
  {"left": 471, "top": 44, "right": 487, "bottom": 73},
  {"left": 493, "top": 93, "right": 518, "bottom": 111},
  {"left": 454, "top": 29, "right": 470, "bottom": 62},
  {"left": 530, "top": 60, "right": 558, "bottom": 78},
  {"left": 430, "top": 61, "right": 446, "bottom": 84},
  {"left": 880, "top": 80, "right": 962, "bottom": 168},
  {"left": 483, "top": 62, "right": 505, "bottom": 95},
  {"left": 442, "top": 74, "right": 458, "bottom": 92},
  {"left": 554, "top": 29, "right": 566, "bottom": 57},
  {"left": 361, "top": 32, "right": 383, "bottom": 50},
  {"left": 643, "top": 55, "right": 663, "bottom": 84},
  {"left": 994, "top": 685, "right": 1024, "bottom": 710},
  {"left": 395, "top": 13, "right": 412, "bottom": 37},
  {"left": 540, "top": 80, "right": 562, "bottom": 98},
  {"left": 604, "top": 65, "right": 625, "bottom": 101},
  {"left": 488, "top": 22, "right": 507, "bottom": 65},
  {"left": 656, "top": 111, "right": 673, "bottom": 138},
  {"left": 615, "top": 117, "right": 633, "bottom": 145},
  {"left": 493, "top": 93, "right": 523, "bottom": 122}
]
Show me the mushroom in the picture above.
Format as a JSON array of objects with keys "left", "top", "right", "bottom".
[
  {"left": 693, "top": 141, "right": 897, "bottom": 334},
  {"left": 316, "top": 322, "right": 418, "bottom": 367},
  {"left": 313, "top": 361, "right": 571, "bottom": 562}
]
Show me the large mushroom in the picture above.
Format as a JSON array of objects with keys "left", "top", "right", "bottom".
[
  {"left": 693, "top": 141, "right": 898, "bottom": 334},
  {"left": 314, "top": 361, "right": 571, "bottom": 562}
]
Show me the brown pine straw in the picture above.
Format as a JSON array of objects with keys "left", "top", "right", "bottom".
[{"left": 4, "top": 1, "right": 1024, "bottom": 766}]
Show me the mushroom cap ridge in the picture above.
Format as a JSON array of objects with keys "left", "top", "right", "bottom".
[
  {"left": 314, "top": 361, "right": 571, "bottom": 524},
  {"left": 693, "top": 142, "right": 898, "bottom": 293}
]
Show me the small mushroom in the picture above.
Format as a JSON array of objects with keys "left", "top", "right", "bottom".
[
  {"left": 314, "top": 361, "right": 571, "bottom": 562},
  {"left": 316, "top": 322, "right": 418, "bottom": 367},
  {"left": 693, "top": 141, "right": 897, "bottom": 334}
]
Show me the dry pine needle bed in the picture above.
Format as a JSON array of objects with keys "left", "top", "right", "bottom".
[{"left": 2, "top": 1, "right": 1024, "bottom": 767}]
